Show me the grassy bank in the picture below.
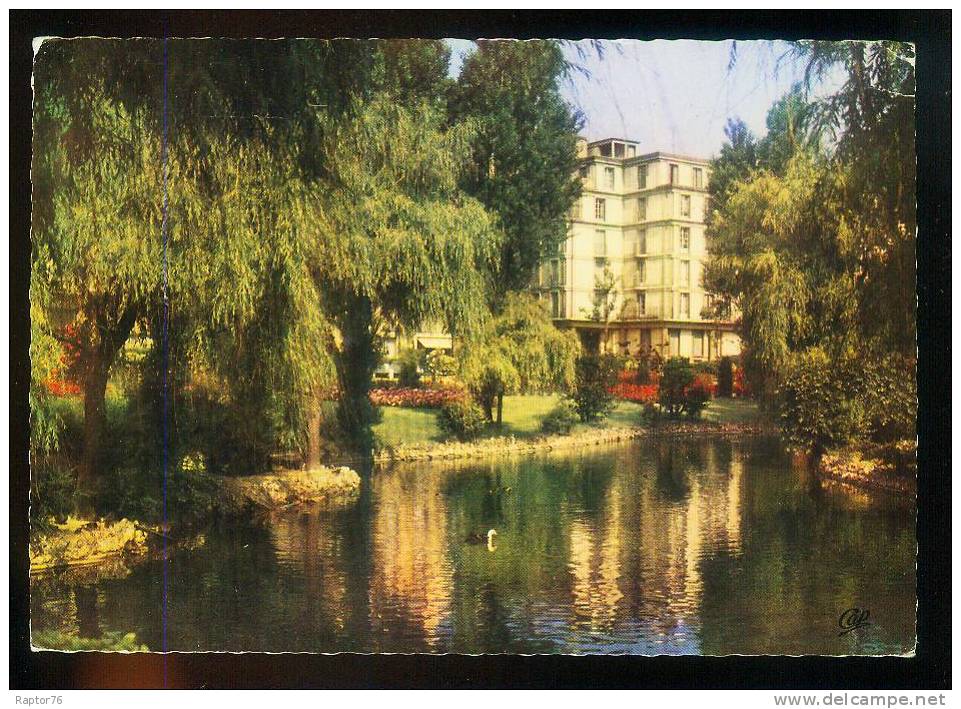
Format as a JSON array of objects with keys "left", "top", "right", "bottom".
[{"left": 373, "top": 395, "right": 761, "bottom": 449}]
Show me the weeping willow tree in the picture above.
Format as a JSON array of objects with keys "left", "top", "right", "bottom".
[
  {"left": 299, "top": 95, "right": 500, "bottom": 454},
  {"left": 705, "top": 40, "right": 915, "bottom": 418},
  {"left": 31, "top": 39, "right": 337, "bottom": 497},
  {"left": 157, "top": 130, "right": 332, "bottom": 474},
  {"left": 460, "top": 293, "right": 579, "bottom": 424},
  {"left": 32, "top": 75, "right": 165, "bottom": 492}
]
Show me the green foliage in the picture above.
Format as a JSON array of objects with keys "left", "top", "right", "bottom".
[
  {"left": 541, "top": 399, "right": 579, "bottom": 435},
  {"left": 859, "top": 355, "right": 917, "bottom": 443},
  {"left": 438, "top": 398, "right": 488, "bottom": 441},
  {"left": 303, "top": 94, "right": 501, "bottom": 448},
  {"left": 397, "top": 348, "right": 425, "bottom": 388},
  {"left": 425, "top": 350, "right": 458, "bottom": 383},
  {"left": 707, "top": 41, "right": 916, "bottom": 427},
  {"left": 461, "top": 348, "right": 521, "bottom": 423},
  {"left": 31, "top": 464, "right": 75, "bottom": 527},
  {"left": 451, "top": 40, "right": 582, "bottom": 298},
  {"left": 569, "top": 353, "right": 619, "bottom": 423},
  {"left": 583, "top": 260, "right": 619, "bottom": 328},
  {"left": 659, "top": 357, "right": 696, "bottom": 418},
  {"left": 717, "top": 357, "right": 734, "bottom": 397},
  {"left": 461, "top": 293, "right": 579, "bottom": 424},
  {"left": 33, "top": 630, "right": 149, "bottom": 652},
  {"left": 776, "top": 348, "right": 868, "bottom": 453},
  {"left": 694, "top": 360, "right": 719, "bottom": 376}
]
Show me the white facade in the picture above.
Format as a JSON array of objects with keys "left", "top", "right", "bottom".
[{"left": 534, "top": 137, "right": 741, "bottom": 360}]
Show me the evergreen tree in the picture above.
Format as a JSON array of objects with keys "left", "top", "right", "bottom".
[{"left": 450, "top": 40, "right": 582, "bottom": 299}]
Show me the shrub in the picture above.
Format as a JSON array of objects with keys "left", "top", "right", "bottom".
[
  {"left": 32, "top": 630, "right": 150, "bottom": 652},
  {"left": 733, "top": 366, "right": 749, "bottom": 398},
  {"left": 717, "top": 357, "right": 734, "bottom": 397},
  {"left": 694, "top": 360, "right": 719, "bottom": 377},
  {"left": 659, "top": 357, "right": 696, "bottom": 417},
  {"left": 776, "top": 348, "right": 868, "bottom": 453},
  {"left": 860, "top": 354, "right": 917, "bottom": 443},
  {"left": 438, "top": 398, "right": 487, "bottom": 441},
  {"left": 30, "top": 462, "right": 75, "bottom": 527},
  {"left": 397, "top": 348, "right": 424, "bottom": 388},
  {"left": 541, "top": 399, "right": 579, "bottom": 435},
  {"left": 570, "top": 353, "right": 620, "bottom": 422},
  {"left": 657, "top": 358, "right": 713, "bottom": 419},
  {"left": 425, "top": 350, "right": 457, "bottom": 383},
  {"left": 685, "top": 373, "right": 715, "bottom": 419}
]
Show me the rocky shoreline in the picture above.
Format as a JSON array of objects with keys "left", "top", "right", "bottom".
[
  {"left": 220, "top": 466, "right": 361, "bottom": 512},
  {"left": 816, "top": 444, "right": 916, "bottom": 497},
  {"left": 30, "top": 465, "right": 362, "bottom": 577},
  {"left": 374, "top": 420, "right": 772, "bottom": 464}
]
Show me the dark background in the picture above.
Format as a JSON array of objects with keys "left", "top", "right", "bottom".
[{"left": 9, "top": 9, "right": 951, "bottom": 690}]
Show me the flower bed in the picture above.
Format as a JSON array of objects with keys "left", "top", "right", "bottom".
[
  {"left": 608, "top": 382, "right": 659, "bottom": 404},
  {"left": 369, "top": 387, "right": 464, "bottom": 409}
]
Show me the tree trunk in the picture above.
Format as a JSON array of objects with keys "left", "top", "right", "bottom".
[
  {"left": 78, "top": 353, "right": 110, "bottom": 495},
  {"left": 306, "top": 394, "right": 323, "bottom": 470},
  {"left": 496, "top": 393, "right": 503, "bottom": 426},
  {"left": 334, "top": 295, "right": 377, "bottom": 453},
  {"left": 77, "top": 305, "right": 138, "bottom": 508}
]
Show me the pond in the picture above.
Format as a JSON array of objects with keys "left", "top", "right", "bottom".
[{"left": 30, "top": 436, "right": 916, "bottom": 655}]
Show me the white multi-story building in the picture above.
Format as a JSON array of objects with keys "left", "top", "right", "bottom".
[{"left": 533, "top": 137, "right": 741, "bottom": 361}]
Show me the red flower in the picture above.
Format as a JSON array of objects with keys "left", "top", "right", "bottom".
[{"left": 608, "top": 382, "right": 659, "bottom": 404}]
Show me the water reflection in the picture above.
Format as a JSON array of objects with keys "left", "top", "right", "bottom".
[{"left": 31, "top": 437, "right": 916, "bottom": 655}]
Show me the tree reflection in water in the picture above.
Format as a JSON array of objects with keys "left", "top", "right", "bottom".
[{"left": 31, "top": 437, "right": 916, "bottom": 655}]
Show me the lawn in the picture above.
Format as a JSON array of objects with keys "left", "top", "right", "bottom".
[
  {"left": 701, "top": 397, "right": 763, "bottom": 424},
  {"left": 373, "top": 395, "right": 761, "bottom": 448}
]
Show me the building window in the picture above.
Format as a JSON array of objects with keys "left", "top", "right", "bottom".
[
  {"left": 693, "top": 331, "right": 705, "bottom": 358},
  {"left": 604, "top": 167, "right": 615, "bottom": 190},
  {"left": 638, "top": 164, "right": 648, "bottom": 189},
  {"left": 551, "top": 291, "right": 560, "bottom": 318},
  {"left": 550, "top": 259, "right": 560, "bottom": 286},
  {"left": 637, "top": 292, "right": 646, "bottom": 315},
  {"left": 680, "top": 293, "right": 690, "bottom": 317},
  {"left": 595, "top": 198, "right": 606, "bottom": 221},
  {"left": 594, "top": 230, "right": 607, "bottom": 257},
  {"left": 558, "top": 258, "right": 566, "bottom": 285},
  {"left": 637, "top": 228, "right": 647, "bottom": 255},
  {"left": 680, "top": 227, "right": 690, "bottom": 250},
  {"left": 670, "top": 164, "right": 679, "bottom": 185},
  {"left": 694, "top": 167, "right": 703, "bottom": 189},
  {"left": 669, "top": 329, "right": 680, "bottom": 356},
  {"left": 681, "top": 260, "right": 690, "bottom": 285},
  {"left": 636, "top": 259, "right": 646, "bottom": 286},
  {"left": 627, "top": 145, "right": 636, "bottom": 158},
  {"left": 680, "top": 194, "right": 691, "bottom": 218},
  {"left": 636, "top": 197, "right": 647, "bottom": 222}
]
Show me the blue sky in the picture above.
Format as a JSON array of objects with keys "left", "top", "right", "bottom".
[{"left": 446, "top": 39, "right": 842, "bottom": 159}]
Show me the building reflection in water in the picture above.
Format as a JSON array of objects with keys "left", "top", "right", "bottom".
[
  {"left": 567, "top": 440, "right": 745, "bottom": 648},
  {"left": 368, "top": 464, "right": 452, "bottom": 649}
]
